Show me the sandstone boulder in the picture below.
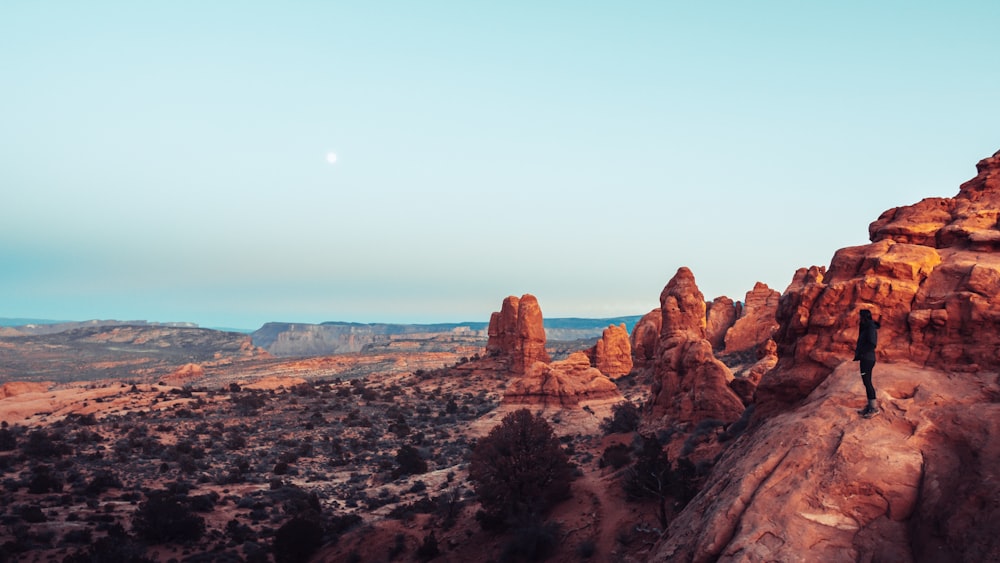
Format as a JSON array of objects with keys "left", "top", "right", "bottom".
[
  {"left": 586, "top": 323, "right": 633, "bottom": 378},
  {"left": 504, "top": 352, "right": 622, "bottom": 408}
]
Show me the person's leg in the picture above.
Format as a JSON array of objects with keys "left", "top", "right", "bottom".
[{"left": 859, "top": 359, "right": 877, "bottom": 415}]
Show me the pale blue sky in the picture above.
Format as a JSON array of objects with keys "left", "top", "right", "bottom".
[{"left": 2, "top": 1, "right": 998, "bottom": 329}]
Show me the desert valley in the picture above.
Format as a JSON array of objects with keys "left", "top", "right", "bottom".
[{"left": 3, "top": 150, "right": 1000, "bottom": 562}]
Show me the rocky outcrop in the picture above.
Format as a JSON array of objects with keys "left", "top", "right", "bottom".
[
  {"left": 652, "top": 361, "right": 1000, "bottom": 563},
  {"left": 657, "top": 150, "right": 1000, "bottom": 562},
  {"left": 723, "top": 282, "right": 780, "bottom": 354},
  {"left": 165, "top": 363, "right": 205, "bottom": 383},
  {"left": 630, "top": 309, "right": 662, "bottom": 369},
  {"left": 586, "top": 324, "right": 633, "bottom": 378},
  {"left": 647, "top": 268, "right": 745, "bottom": 427},
  {"left": 0, "top": 381, "right": 50, "bottom": 400},
  {"left": 504, "top": 352, "right": 622, "bottom": 408},
  {"left": 728, "top": 339, "right": 778, "bottom": 405},
  {"left": 485, "top": 294, "right": 550, "bottom": 374},
  {"left": 705, "top": 297, "right": 739, "bottom": 351},
  {"left": 757, "top": 150, "right": 1000, "bottom": 416},
  {"left": 486, "top": 296, "right": 521, "bottom": 355}
]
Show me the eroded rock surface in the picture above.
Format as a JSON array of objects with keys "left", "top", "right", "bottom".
[
  {"left": 485, "top": 294, "right": 550, "bottom": 374},
  {"left": 646, "top": 268, "right": 745, "bottom": 427},
  {"left": 758, "top": 150, "right": 1000, "bottom": 416},
  {"left": 723, "top": 282, "right": 780, "bottom": 355},
  {"left": 586, "top": 323, "right": 633, "bottom": 378},
  {"left": 653, "top": 362, "right": 1000, "bottom": 563}
]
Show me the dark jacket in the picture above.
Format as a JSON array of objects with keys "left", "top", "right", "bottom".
[{"left": 854, "top": 319, "right": 879, "bottom": 362}]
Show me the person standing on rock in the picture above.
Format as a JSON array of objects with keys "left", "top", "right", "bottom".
[{"left": 853, "top": 309, "right": 880, "bottom": 418}]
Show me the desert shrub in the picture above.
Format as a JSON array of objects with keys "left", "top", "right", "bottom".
[
  {"left": 63, "top": 531, "right": 152, "bottom": 563},
  {"left": 599, "top": 443, "right": 632, "bottom": 470},
  {"left": 232, "top": 392, "right": 267, "bottom": 415},
  {"left": 85, "top": 469, "right": 123, "bottom": 495},
  {"left": 272, "top": 517, "right": 324, "bottom": 563},
  {"left": 601, "top": 401, "right": 641, "bottom": 434},
  {"left": 576, "top": 539, "right": 597, "bottom": 559},
  {"left": 500, "top": 521, "right": 561, "bottom": 562},
  {"left": 393, "top": 445, "right": 428, "bottom": 478},
  {"left": 62, "top": 528, "right": 93, "bottom": 544},
  {"left": 22, "top": 430, "right": 71, "bottom": 459},
  {"left": 623, "top": 435, "right": 701, "bottom": 527},
  {"left": 226, "top": 519, "right": 256, "bottom": 543},
  {"left": 0, "top": 427, "right": 18, "bottom": 451},
  {"left": 28, "top": 465, "right": 63, "bottom": 494},
  {"left": 225, "top": 430, "right": 247, "bottom": 450},
  {"left": 329, "top": 513, "right": 362, "bottom": 535},
  {"left": 415, "top": 531, "right": 439, "bottom": 560},
  {"left": 389, "top": 532, "right": 407, "bottom": 559},
  {"left": 469, "top": 408, "right": 573, "bottom": 527},
  {"left": 131, "top": 491, "right": 205, "bottom": 544},
  {"left": 19, "top": 504, "right": 47, "bottom": 523},
  {"left": 680, "top": 419, "right": 725, "bottom": 456},
  {"left": 719, "top": 404, "right": 755, "bottom": 442}
]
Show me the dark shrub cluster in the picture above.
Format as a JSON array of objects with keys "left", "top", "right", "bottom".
[
  {"left": 601, "top": 401, "right": 641, "bottom": 434},
  {"left": 131, "top": 490, "right": 206, "bottom": 544},
  {"left": 469, "top": 408, "right": 573, "bottom": 527}
]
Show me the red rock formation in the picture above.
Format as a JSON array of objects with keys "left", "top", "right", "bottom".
[
  {"left": 728, "top": 339, "right": 777, "bottom": 405},
  {"left": 757, "top": 150, "right": 1000, "bottom": 416},
  {"left": 0, "top": 381, "right": 50, "bottom": 400},
  {"left": 167, "top": 363, "right": 205, "bottom": 381},
  {"left": 586, "top": 324, "right": 633, "bottom": 378},
  {"left": 630, "top": 309, "right": 661, "bottom": 369},
  {"left": 652, "top": 361, "right": 1000, "bottom": 563},
  {"left": 486, "top": 296, "right": 520, "bottom": 355},
  {"left": 515, "top": 294, "right": 549, "bottom": 374},
  {"left": 504, "top": 352, "right": 622, "bottom": 408},
  {"left": 705, "top": 296, "right": 739, "bottom": 351},
  {"left": 723, "top": 282, "right": 780, "bottom": 354},
  {"left": 647, "top": 268, "right": 745, "bottom": 426},
  {"left": 485, "top": 294, "right": 551, "bottom": 374}
]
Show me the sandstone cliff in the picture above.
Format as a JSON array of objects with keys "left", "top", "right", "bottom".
[
  {"left": 655, "top": 150, "right": 1000, "bottom": 562},
  {"left": 757, "top": 149, "right": 1000, "bottom": 416}
]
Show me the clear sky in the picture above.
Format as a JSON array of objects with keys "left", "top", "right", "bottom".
[{"left": 2, "top": 1, "right": 999, "bottom": 330}]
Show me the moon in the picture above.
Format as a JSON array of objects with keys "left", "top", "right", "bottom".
[{"left": 325, "top": 152, "right": 338, "bottom": 164}]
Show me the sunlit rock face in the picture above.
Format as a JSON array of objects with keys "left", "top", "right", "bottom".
[
  {"left": 723, "top": 282, "right": 780, "bottom": 355},
  {"left": 705, "top": 296, "right": 739, "bottom": 352},
  {"left": 485, "top": 294, "right": 550, "bottom": 374},
  {"left": 585, "top": 323, "right": 633, "bottom": 378},
  {"left": 630, "top": 308, "right": 662, "bottom": 370},
  {"left": 653, "top": 150, "right": 1000, "bottom": 563},
  {"left": 757, "top": 149, "right": 1000, "bottom": 416},
  {"left": 504, "top": 352, "right": 622, "bottom": 408}
]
